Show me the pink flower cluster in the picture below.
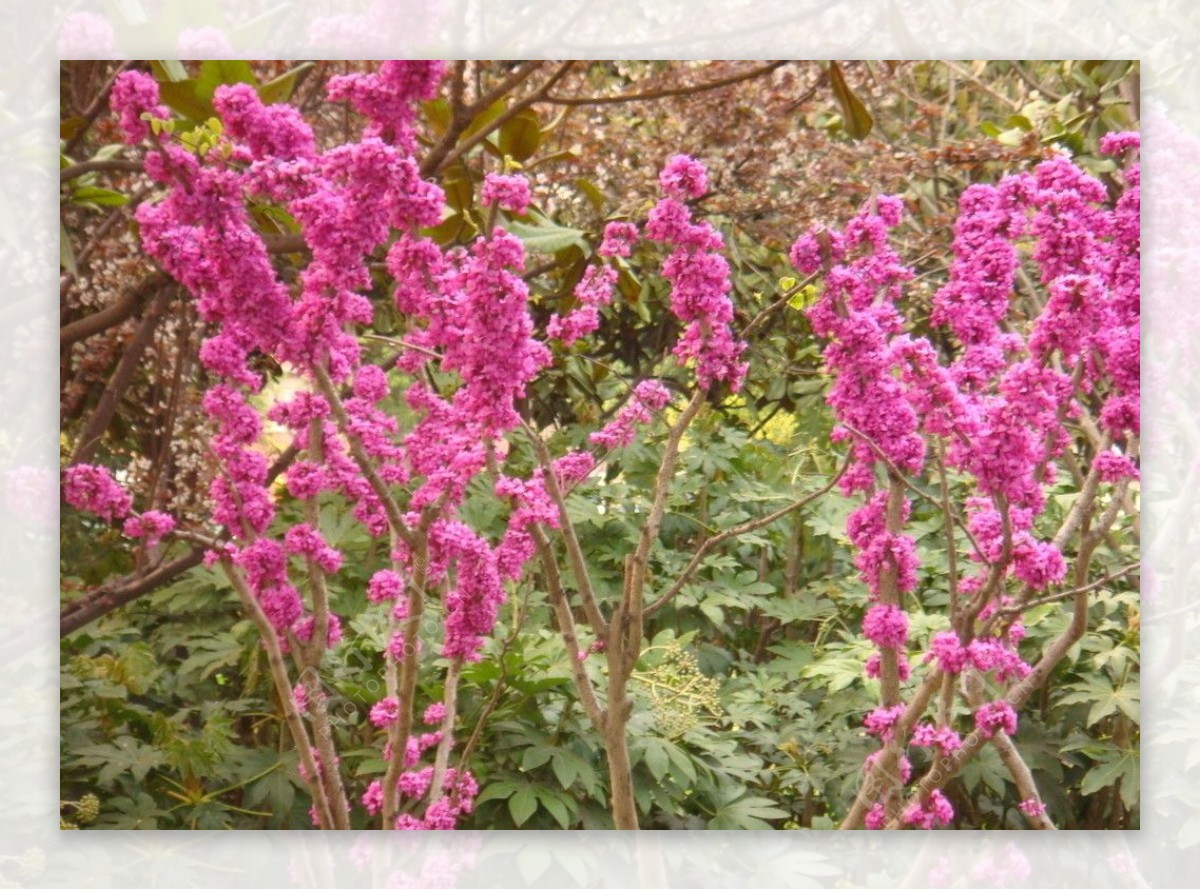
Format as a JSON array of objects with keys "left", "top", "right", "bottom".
[
  {"left": 326, "top": 61, "right": 448, "bottom": 151},
  {"left": 480, "top": 173, "right": 532, "bottom": 214},
  {"left": 590, "top": 379, "right": 674, "bottom": 449},
  {"left": 122, "top": 510, "right": 177, "bottom": 547},
  {"left": 63, "top": 464, "right": 132, "bottom": 522},
  {"left": 646, "top": 156, "right": 748, "bottom": 391},
  {"left": 974, "top": 699, "right": 1019, "bottom": 738},
  {"left": 862, "top": 604, "right": 908, "bottom": 649},
  {"left": 901, "top": 789, "right": 955, "bottom": 829},
  {"left": 911, "top": 722, "right": 963, "bottom": 757}
]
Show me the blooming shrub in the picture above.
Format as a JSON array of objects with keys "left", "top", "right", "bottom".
[{"left": 60, "top": 60, "right": 1138, "bottom": 831}]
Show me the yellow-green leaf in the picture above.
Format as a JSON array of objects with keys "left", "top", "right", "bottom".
[{"left": 828, "top": 62, "right": 873, "bottom": 140}]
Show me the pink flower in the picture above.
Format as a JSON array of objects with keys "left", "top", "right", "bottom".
[
  {"left": 370, "top": 696, "right": 401, "bottom": 728},
  {"left": 975, "top": 700, "right": 1018, "bottom": 738},
  {"left": 865, "top": 652, "right": 911, "bottom": 680},
  {"left": 862, "top": 604, "right": 909, "bottom": 649},
  {"left": 422, "top": 702, "right": 447, "bottom": 725},
  {"left": 480, "top": 173, "right": 532, "bottom": 214},
  {"left": 659, "top": 154, "right": 708, "bottom": 200},
  {"left": 864, "top": 704, "right": 905, "bottom": 741},
  {"left": 902, "top": 788, "right": 954, "bottom": 829},
  {"left": 924, "top": 630, "right": 969, "bottom": 674},
  {"left": 368, "top": 569, "right": 405, "bottom": 603},
  {"left": 1019, "top": 798, "right": 1047, "bottom": 818},
  {"left": 63, "top": 464, "right": 133, "bottom": 522},
  {"left": 109, "top": 71, "right": 169, "bottom": 143},
  {"left": 911, "top": 722, "right": 962, "bottom": 757},
  {"left": 362, "top": 780, "right": 384, "bottom": 815},
  {"left": 122, "top": 510, "right": 176, "bottom": 546},
  {"left": 599, "top": 221, "right": 639, "bottom": 257},
  {"left": 865, "top": 802, "right": 887, "bottom": 830}
]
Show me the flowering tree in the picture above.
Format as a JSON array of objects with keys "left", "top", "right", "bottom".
[
  {"left": 60, "top": 60, "right": 1139, "bottom": 830},
  {"left": 789, "top": 134, "right": 1139, "bottom": 828}
]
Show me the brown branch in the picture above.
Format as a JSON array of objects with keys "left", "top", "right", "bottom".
[
  {"left": 839, "top": 666, "right": 943, "bottom": 828},
  {"left": 884, "top": 580, "right": 1094, "bottom": 829},
  {"left": 1000, "top": 564, "right": 1139, "bottom": 614},
  {"left": 644, "top": 451, "right": 850, "bottom": 617},
  {"left": 962, "top": 670, "right": 1055, "bottom": 829},
  {"left": 419, "top": 61, "right": 543, "bottom": 177},
  {"left": 69, "top": 285, "right": 174, "bottom": 466},
  {"left": 533, "top": 527, "right": 607, "bottom": 731},
  {"left": 220, "top": 558, "right": 335, "bottom": 830},
  {"left": 60, "top": 548, "right": 206, "bottom": 636},
  {"left": 429, "top": 62, "right": 576, "bottom": 176},
  {"left": 543, "top": 61, "right": 789, "bottom": 106},
  {"left": 63, "top": 61, "right": 135, "bottom": 158},
  {"left": 60, "top": 158, "right": 144, "bottom": 183},
  {"left": 61, "top": 270, "right": 169, "bottom": 348},
  {"left": 521, "top": 419, "right": 607, "bottom": 637}
]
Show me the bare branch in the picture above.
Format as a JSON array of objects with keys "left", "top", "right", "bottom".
[
  {"left": 645, "top": 451, "right": 850, "bottom": 617},
  {"left": 543, "top": 61, "right": 788, "bottom": 106}
]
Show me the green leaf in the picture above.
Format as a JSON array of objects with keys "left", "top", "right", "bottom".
[
  {"left": 521, "top": 744, "right": 553, "bottom": 771},
  {"left": 258, "top": 62, "right": 315, "bottom": 105},
  {"left": 828, "top": 62, "right": 873, "bottom": 140},
  {"left": 508, "top": 786, "right": 538, "bottom": 826},
  {"left": 642, "top": 738, "right": 670, "bottom": 782},
  {"left": 576, "top": 178, "right": 606, "bottom": 212},
  {"left": 708, "top": 794, "right": 789, "bottom": 830},
  {"left": 150, "top": 60, "right": 188, "bottom": 82},
  {"left": 71, "top": 185, "right": 130, "bottom": 209},
  {"left": 534, "top": 788, "right": 572, "bottom": 829},
  {"left": 474, "top": 779, "right": 518, "bottom": 806},
  {"left": 505, "top": 217, "right": 588, "bottom": 254},
  {"left": 60, "top": 220, "right": 77, "bottom": 275},
  {"left": 498, "top": 108, "right": 543, "bottom": 162},
  {"left": 1080, "top": 749, "right": 1138, "bottom": 807},
  {"left": 157, "top": 80, "right": 212, "bottom": 123},
  {"left": 196, "top": 61, "right": 257, "bottom": 103}
]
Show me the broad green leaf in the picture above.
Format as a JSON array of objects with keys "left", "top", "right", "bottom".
[
  {"left": 521, "top": 744, "right": 553, "bottom": 771},
  {"left": 534, "top": 788, "right": 572, "bottom": 829},
  {"left": 505, "top": 218, "right": 587, "bottom": 254},
  {"left": 474, "top": 780, "right": 518, "bottom": 806},
  {"left": 258, "top": 62, "right": 315, "bottom": 105},
  {"left": 150, "top": 60, "right": 187, "bottom": 82},
  {"left": 197, "top": 60, "right": 257, "bottom": 102},
  {"left": 576, "top": 178, "right": 606, "bottom": 212},
  {"left": 508, "top": 786, "right": 538, "bottom": 826},
  {"left": 498, "top": 108, "right": 543, "bottom": 161},
  {"left": 708, "top": 794, "right": 788, "bottom": 830},
  {"left": 828, "top": 62, "right": 873, "bottom": 140},
  {"left": 60, "top": 220, "right": 77, "bottom": 275},
  {"left": 1080, "top": 749, "right": 1138, "bottom": 808},
  {"left": 72, "top": 185, "right": 130, "bottom": 208},
  {"left": 157, "top": 80, "right": 212, "bottom": 123},
  {"left": 642, "top": 737, "right": 670, "bottom": 782}
]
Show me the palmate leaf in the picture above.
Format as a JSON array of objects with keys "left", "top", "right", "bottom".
[
  {"left": 1058, "top": 675, "right": 1140, "bottom": 726},
  {"left": 72, "top": 736, "right": 166, "bottom": 785},
  {"left": 708, "top": 792, "right": 789, "bottom": 830},
  {"left": 1079, "top": 747, "right": 1139, "bottom": 809}
]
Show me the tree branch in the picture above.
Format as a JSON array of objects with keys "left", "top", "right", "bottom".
[
  {"left": 61, "top": 270, "right": 169, "bottom": 348},
  {"left": 543, "top": 61, "right": 788, "bottom": 106},
  {"left": 644, "top": 451, "right": 850, "bottom": 617}
]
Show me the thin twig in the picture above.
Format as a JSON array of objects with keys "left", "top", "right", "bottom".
[
  {"left": 645, "top": 451, "right": 850, "bottom": 617},
  {"left": 543, "top": 61, "right": 788, "bottom": 106}
]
